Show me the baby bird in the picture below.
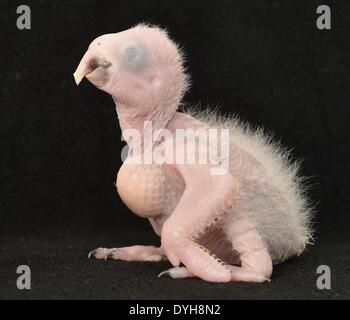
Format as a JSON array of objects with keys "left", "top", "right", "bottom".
[{"left": 73, "top": 24, "right": 313, "bottom": 283}]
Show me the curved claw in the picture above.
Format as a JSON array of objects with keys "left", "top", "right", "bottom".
[
  {"left": 158, "top": 270, "right": 171, "bottom": 278},
  {"left": 158, "top": 267, "right": 194, "bottom": 279},
  {"left": 88, "top": 249, "right": 98, "bottom": 259}
]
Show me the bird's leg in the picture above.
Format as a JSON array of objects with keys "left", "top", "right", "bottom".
[
  {"left": 88, "top": 245, "right": 167, "bottom": 262},
  {"left": 160, "top": 162, "right": 240, "bottom": 283},
  {"left": 223, "top": 214, "right": 273, "bottom": 283}
]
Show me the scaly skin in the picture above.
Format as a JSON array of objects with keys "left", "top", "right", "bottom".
[{"left": 73, "top": 24, "right": 311, "bottom": 283}]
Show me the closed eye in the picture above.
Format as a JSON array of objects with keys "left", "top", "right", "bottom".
[
  {"left": 125, "top": 47, "right": 138, "bottom": 62},
  {"left": 123, "top": 43, "right": 150, "bottom": 72}
]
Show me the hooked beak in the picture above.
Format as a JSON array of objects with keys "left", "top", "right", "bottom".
[
  {"left": 73, "top": 50, "right": 111, "bottom": 86},
  {"left": 73, "top": 51, "right": 92, "bottom": 86}
]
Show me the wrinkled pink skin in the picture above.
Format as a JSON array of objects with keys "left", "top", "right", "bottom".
[{"left": 74, "top": 25, "right": 272, "bottom": 283}]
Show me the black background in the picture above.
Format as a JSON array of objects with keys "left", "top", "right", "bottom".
[{"left": 0, "top": 0, "right": 349, "bottom": 299}]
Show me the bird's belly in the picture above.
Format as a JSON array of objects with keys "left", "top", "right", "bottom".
[{"left": 116, "top": 162, "right": 183, "bottom": 218}]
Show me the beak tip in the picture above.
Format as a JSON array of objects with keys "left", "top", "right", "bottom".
[{"left": 73, "top": 72, "right": 83, "bottom": 86}]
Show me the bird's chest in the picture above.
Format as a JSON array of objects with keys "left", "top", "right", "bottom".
[{"left": 116, "top": 161, "right": 184, "bottom": 218}]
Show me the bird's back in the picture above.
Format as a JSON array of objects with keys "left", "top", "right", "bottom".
[{"left": 185, "top": 109, "right": 314, "bottom": 263}]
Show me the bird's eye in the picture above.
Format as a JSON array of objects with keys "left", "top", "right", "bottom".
[
  {"left": 125, "top": 47, "right": 138, "bottom": 62},
  {"left": 122, "top": 43, "right": 150, "bottom": 72}
]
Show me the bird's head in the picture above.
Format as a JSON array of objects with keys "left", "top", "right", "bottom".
[{"left": 74, "top": 24, "right": 189, "bottom": 122}]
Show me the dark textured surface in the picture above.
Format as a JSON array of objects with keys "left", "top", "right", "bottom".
[
  {"left": 1, "top": 232, "right": 349, "bottom": 300},
  {"left": 0, "top": 0, "right": 350, "bottom": 299}
]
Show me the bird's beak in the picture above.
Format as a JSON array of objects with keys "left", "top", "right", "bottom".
[
  {"left": 73, "top": 48, "right": 112, "bottom": 87},
  {"left": 73, "top": 51, "right": 94, "bottom": 86}
]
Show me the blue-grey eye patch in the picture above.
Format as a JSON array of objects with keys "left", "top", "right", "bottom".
[{"left": 122, "top": 43, "right": 150, "bottom": 72}]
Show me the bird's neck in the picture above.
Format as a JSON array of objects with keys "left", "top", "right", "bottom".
[{"left": 113, "top": 99, "right": 177, "bottom": 149}]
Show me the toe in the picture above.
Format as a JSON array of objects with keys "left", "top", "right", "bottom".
[
  {"left": 88, "top": 248, "right": 100, "bottom": 259},
  {"left": 144, "top": 254, "right": 165, "bottom": 262},
  {"left": 88, "top": 248, "right": 112, "bottom": 259}
]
